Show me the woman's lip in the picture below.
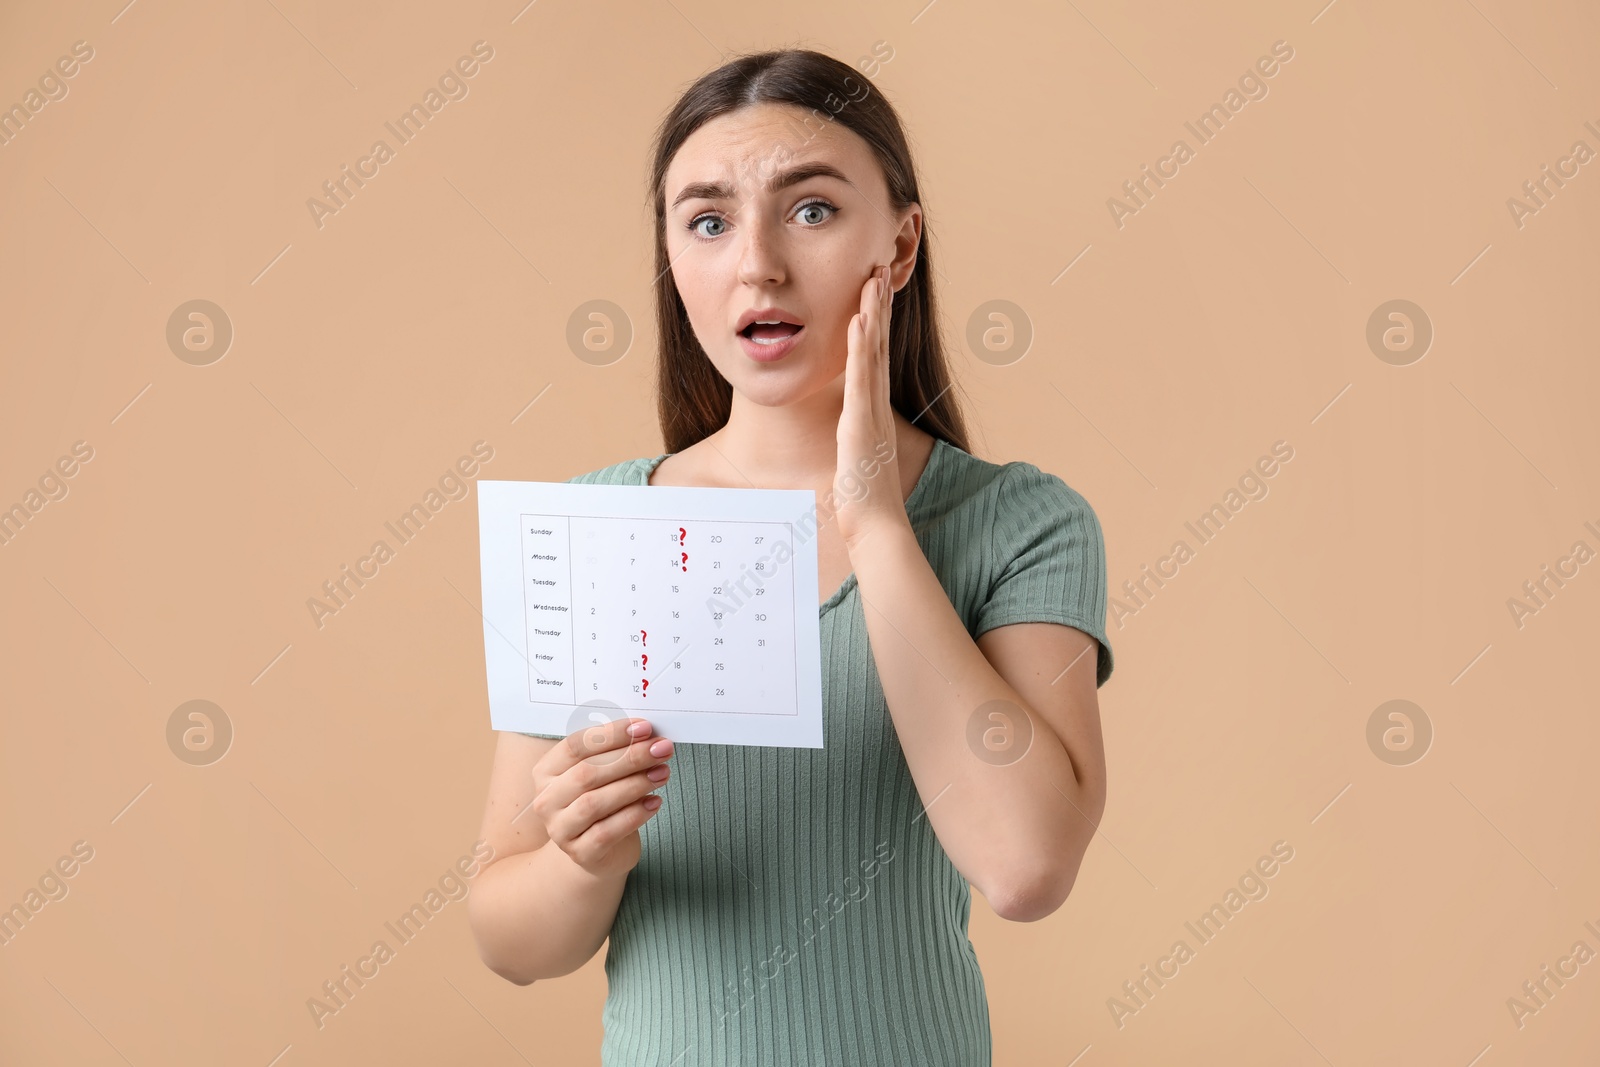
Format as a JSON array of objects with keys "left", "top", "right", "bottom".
[{"left": 738, "top": 324, "right": 805, "bottom": 362}]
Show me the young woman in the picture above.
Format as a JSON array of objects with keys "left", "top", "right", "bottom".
[{"left": 468, "top": 48, "right": 1114, "bottom": 1066}]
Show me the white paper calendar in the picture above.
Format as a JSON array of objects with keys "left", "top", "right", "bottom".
[{"left": 476, "top": 478, "right": 825, "bottom": 747}]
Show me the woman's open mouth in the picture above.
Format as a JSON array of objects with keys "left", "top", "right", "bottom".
[{"left": 737, "top": 319, "right": 805, "bottom": 362}]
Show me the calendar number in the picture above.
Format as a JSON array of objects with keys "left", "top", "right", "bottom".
[{"left": 521, "top": 511, "right": 797, "bottom": 720}]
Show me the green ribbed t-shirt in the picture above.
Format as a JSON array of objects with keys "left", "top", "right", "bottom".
[{"left": 518, "top": 436, "right": 1114, "bottom": 1066}]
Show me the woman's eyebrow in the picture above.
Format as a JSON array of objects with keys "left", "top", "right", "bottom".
[{"left": 671, "top": 161, "right": 855, "bottom": 209}]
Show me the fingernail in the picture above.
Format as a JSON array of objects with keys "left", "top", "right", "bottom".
[
  {"left": 650, "top": 738, "right": 673, "bottom": 757},
  {"left": 628, "top": 720, "right": 651, "bottom": 737},
  {"left": 647, "top": 765, "right": 670, "bottom": 781}
]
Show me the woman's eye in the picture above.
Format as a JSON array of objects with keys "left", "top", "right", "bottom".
[
  {"left": 690, "top": 214, "right": 727, "bottom": 239},
  {"left": 688, "top": 201, "right": 835, "bottom": 240},
  {"left": 795, "top": 201, "right": 835, "bottom": 225}
]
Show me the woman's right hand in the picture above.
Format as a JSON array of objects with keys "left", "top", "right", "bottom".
[{"left": 530, "top": 717, "right": 674, "bottom": 880}]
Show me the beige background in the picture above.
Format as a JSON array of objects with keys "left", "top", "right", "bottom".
[{"left": 2, "top": 0, "right": 1597, "bottom": 1063}]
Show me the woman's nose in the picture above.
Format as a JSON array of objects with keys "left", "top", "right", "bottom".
[{"left": 735, "top": 221, "right": 786, "bottom": 286}]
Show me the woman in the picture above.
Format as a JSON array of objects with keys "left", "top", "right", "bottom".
[{"left": 468, "top": 47, "right": 1114, "bottom": 1066}]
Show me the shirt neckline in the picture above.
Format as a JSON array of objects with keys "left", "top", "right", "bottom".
[{"left": 638, "top": 437, "right": 948, "bottom": 617}]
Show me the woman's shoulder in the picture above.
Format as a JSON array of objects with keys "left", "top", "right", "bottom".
[
  {"left": 566, "top": 452, "right": 667, "bottom": 486},
  {"left": 931, "top": 442, "right": 1098, "bottom": 520}
]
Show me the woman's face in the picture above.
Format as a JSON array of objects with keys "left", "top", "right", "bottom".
[{"left": 663, "top": 102, "right": 920, "bottom": 407}]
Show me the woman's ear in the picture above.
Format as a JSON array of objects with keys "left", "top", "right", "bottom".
[{"left": 889, "top": 203, "right": 922, "bottom": 291}]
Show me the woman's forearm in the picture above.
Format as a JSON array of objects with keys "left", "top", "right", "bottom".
[
  {"left": 848, "top": 520, "right": 1103, "bottom": 919},
  {"left": 468, "top": 842, "right": 627, "bottom": 983}
]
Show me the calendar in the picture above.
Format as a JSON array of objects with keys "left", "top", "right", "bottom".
[{"left": 476, "top": 478, "right": 825, "bottom": 747}]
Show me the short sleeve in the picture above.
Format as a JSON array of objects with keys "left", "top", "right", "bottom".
[{"left": 974, "top": 462, "right": 1115, "bottom": 687}]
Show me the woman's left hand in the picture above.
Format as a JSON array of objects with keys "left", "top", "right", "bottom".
[{"left": 834, "top": 263, "right": 908, "bottom": 549}]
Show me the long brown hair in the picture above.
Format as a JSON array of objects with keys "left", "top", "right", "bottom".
[{"left": 646, "top": 48, "right": 971, "bottom": 456}]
